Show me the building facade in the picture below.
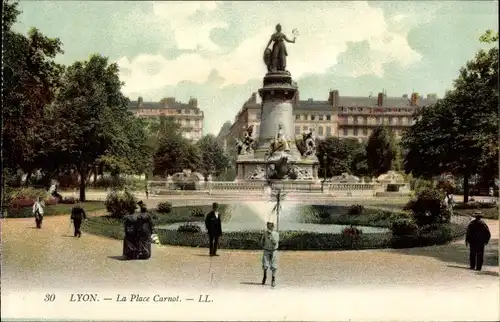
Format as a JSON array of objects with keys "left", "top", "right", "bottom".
[
  {"left": 128, "top": 96, "right": 204, "bottom": 141},
  {"left": 222, "top": 90, "right": 438, "bottom": 156}
]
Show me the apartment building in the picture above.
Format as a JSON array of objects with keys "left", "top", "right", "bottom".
[
  {"left": 128, "top": 96, "right": 204, "bottom": 141},
  {"left": 222, "top": 90, "right": 438, "bottom": 156}
]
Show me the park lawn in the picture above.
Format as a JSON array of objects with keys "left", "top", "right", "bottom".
[
  {"left": 455, "top": 207, "right": 498, "bottom": 219},
  {"left": 5, "top": 201, "right": 106, "bottom": 218}
]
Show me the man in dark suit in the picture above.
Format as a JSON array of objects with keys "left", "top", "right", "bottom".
[
  {"left": 205, "top": 202, "right": 223, "bottom": 256},
  {"left": 70, "top": 202, "right": 87, "bottom": 238},
  {"left": 466, "top": 211, "right": 491, "bottom": 271}
]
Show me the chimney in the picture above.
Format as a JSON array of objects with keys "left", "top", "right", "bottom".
[
  {"left": 377, "top": 92, "right": 384, "bottom": 106},
  {"left": 138, "top": 96, "right": 143, "bottom": 105},
  {"left": 189, "top": 97, "right": 198, "bottom": 108},
  {"left": 410, "top": 93, "right": 418, "bottom": 106},
  {"left": 329, "top": 90, "right": 339, "bottom": 107},
  {"left": 293, "top": 90, "right": 300, "bottom": 106}
]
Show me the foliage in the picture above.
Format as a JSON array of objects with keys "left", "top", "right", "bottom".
[
  {"left": 390, "top": 223, "right": 462, "bottom": 249},
  {"left": 6, "top": 187, "right": 47, "bottom": 205},
  {"left": 341, "top": 225, "right": 363, "bottom": 238},
  {"left": 104, "top": 190, "right": 137, "bottom": 218},
  {"left": 347, "top": 204, "right": 364, "bottom": 215},
  {"left": 317, "top": 137, "right": 355, "bottom": 177},
  {"left": 2, "top": 0, "right": 65, "bottom": 174},
  {"left": 156, "top": 201, "right": 173, "bottom": 214},
  {"left": 60, "top": 197, "right": 78, "bottom": 204},
  {"left": 436, "top": 180, "right": 455, "bottom": 194},
  {"left": 389, "top": 218, "right": 418, "bottom": 236},
  {"left": 402, "top": 30, "right": 499, "bottom": 203},
  {"left": 190, "top": 207, "right": 205, "bottom": 217},
  {"left": 196, "top": 134, "right": 230, "bottom": 178},
  {"left": 366, "top": 127, "right": 395, "bottom": 176},
  {"left": 177, "top": 223, "right": 202, "bottom": 233},
  {"left": 404, "top": 187, "right": 449, "bottom": 226}
]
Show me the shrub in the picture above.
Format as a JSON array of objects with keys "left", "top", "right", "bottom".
[
  {"left": 405, "top": 187, "right": 444, "bottom": 226},
  {"left": 10, "top": 197, "right": 35, "bottom": 209},
  {"left": 436, "top": 180, "right": 455, "bottom": 194},
  {"left": 410, "top": 178, "right": 434, "bottom": 193},
  {"left": 177, "top": 223, "right": 202, "bottom": 233},
  {"left": 44, "top": 197, "right": 59, "bottom": 206},
  {"left": 341, "top": 225, "right": 362, "bottom": 238},
  {"left": 389, "top": 218, "right": 418, "bottom": 236},
  {"left": 105, "top": 190, "right": 137, "bottom": 218},
  {"left": 6, "top": 187, "right": 47, "bottom": 205},
  {"left": 190, "top": 207, "right": 205, "bottom": 217},
  {"left": 157, "top": 201, "right": 173, "bottom": 214},
  {"left": 454, "top": 201, "right": 496, "bottom": 210},
  {"left": 347, "top": 204, "right": 364, "bottom": 215},
  {"left": 386, "top": 184, "right": 400, "bottom": 192}
]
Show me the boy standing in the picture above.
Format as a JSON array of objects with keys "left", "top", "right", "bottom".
[{"left": 261, "top": 222, "right": 279, "bottom": 287}]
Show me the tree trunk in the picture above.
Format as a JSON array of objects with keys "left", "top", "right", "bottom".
[
  {"left": 24, "top": 171, "right": 32, "bottom": 187},
  {"left": 78, "top": 168, "right": 88, "bottom": 202},
  {"left": 463, "top": 173, "right": 469, "bottom": 204},
  {"left": 93, "top": 166, "right": 98, "bottom": 186}
]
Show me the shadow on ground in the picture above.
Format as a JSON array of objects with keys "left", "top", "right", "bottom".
[
  {"left": 107, "top": 255, "right": 128, "bottom": 261},
  {"left": 391, "top": 239, "right": 498, "bottom": 267},
  {"left": 240, "top": 282, "right": 263, "bottom": 286}
]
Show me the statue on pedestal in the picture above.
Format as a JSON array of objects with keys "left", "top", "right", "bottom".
[
  {"left": 302, "top": 128, "right": 316, "bottom": 157},
  {"left": 269, "top": 123, "right": 290, "bottom": 155},
  {"left": 263, "top": 24, "right": 298, "bottom": 72},
  {"left": 236, "top": 125, "right": 255, "bottom": 155}
]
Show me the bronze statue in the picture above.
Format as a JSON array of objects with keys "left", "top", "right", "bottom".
[{"left": 264, "top": 24, "right": 297, "bottom": 72}]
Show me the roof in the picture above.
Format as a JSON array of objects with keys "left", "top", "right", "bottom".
[{"left": 128, "top": 98, "right": 200, "bottom": 112}]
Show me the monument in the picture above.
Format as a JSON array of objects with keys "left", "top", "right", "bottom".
[{"left": 235, "top": 23, "right": 319, "bottom": 182}]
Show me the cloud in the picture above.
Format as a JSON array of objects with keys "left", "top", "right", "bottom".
[{"left": 116, "top": 1, "right": 424, "bottom": 94}]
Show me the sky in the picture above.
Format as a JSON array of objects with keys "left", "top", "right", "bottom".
[{"left": 13, "top": 1, "right": 498, "bottom": 135}]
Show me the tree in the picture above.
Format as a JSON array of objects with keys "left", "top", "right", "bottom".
[
  {"left": 366, "top": 127, "right": 395, "bottom": 177},
  {"left": 196, "top": 134, "right": 230, "bottom": 178},
  {"left": 402, "top": 30, "right": 498, "bottom": 203},
  {"left": 153, "top": 136, "right": 200, "bottom": 176},
  {"left": 343, "top": 138, "right": 369, "bottom": 177},
  {"left": 48, "top": 54, "right": 141, "bottom": 201},
  {"left": 317, "top": 137, "right": 353, "bottom": 177},
  {"left": 2, "top": 0, "right": 64, "bottom": 176}
]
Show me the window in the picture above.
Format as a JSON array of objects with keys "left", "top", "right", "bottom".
[
  {"left": 358, "top": 107, "right": 363, "bottom": 112},
  {"left": 343, "top": 128, "right": 348, "bottom": 136},
  {"left": 326, "top": 115, "right": 331, "bottom": 121},
  {"left": 353, "top": 128, "right": 358, "bottom": 136},
  {"left": 295, "top": 114, "right": 300, "bottom": 120},
  {"left": 311, "top": 115, "right": 316, "bottom": 121},
  {"left": 306, "top": 114, "right": 310, "bottom": 120},
  {"left": 177, "top": 110, "right": 182, "bottom": 114},
  {"left": 326, "top": 126, "right": 332, "bottom": 136},
  {"left": 377, "top": 117, "right": 381, "bottom": 124},
  {"left": 318, "top": 126, "right": 324, "bottom": 136},
  {"left": 319, "top": 115, "right": 324, "bottom": 121},
  {"left": 398, "top": 117, "right": 402, "bottom": 125},
  {"left": 389, "top": 116, "right": 394, "bottom": 124},
  {"left": 363, "top": 117, "right": 368, "bottom": 125},
  {"left": 353, "top": 117, "right": 358, "bottom": 125},
  {"left": 295, "top": 126, "right": 300, "bottom": 135},
  {"left": 363, "top": 128, "right": 368, "bottom": 136},
  {"left": 302, "top": 126, "right": 308, "bottom": 131}
]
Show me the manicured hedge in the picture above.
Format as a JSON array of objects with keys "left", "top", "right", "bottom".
[
  {"left": 454, "top": 202, "right": 498, "bottom": 219},
  {"left": 3, "top": 202, "right": 106, "bottom": 218}
]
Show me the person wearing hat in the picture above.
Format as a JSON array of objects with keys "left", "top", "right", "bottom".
[
  {"left": 70, "top": 201, "right": 87, "bottom": 238},
  {"left": 465, "top": 211, "right": 491, "bottom": 271},
  {"left": 205, "top": 202, "right": 223, "bottom": 256},
  {"left": 261, "top": 221, "right": 279, "bottom": 287},
  {"left": 136, "top": 201, "right": 154, "bottom": 260}
]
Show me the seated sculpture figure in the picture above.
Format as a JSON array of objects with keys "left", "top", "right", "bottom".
[
  {"left": 236, "top": 125, "right": 255, "bottom": 155},
  {"left": 302, "top": 128, "right": 316, "bottom": 157},
  {"left": 269, "top": 123, "right": 290, "bottom": 155}
]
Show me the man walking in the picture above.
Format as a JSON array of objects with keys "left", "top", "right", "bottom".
[
  {"left": 205, "top": 202, "right": 223, "bottom": 256},
  {"left": 466, "top": 211, "right": 491, "bottom": 271},
  {"left": 444, "top": 192, "right": 455, "bottom": 216},
  {"left": 70, "top": 202, "right": 87, "bottom": 238},
  {"left": 261, "top": 222, "right": 279, "bottom": 287}
]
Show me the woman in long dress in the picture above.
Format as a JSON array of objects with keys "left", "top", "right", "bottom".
[
  {"left": 265, "top": 24, "right": 296, "bottom": 72},
  {"left": 123, "top": 212, "right": 139, "bottom": 259},
  {"left": 137, "top": 201, "right": 154, "bottom": 260}
]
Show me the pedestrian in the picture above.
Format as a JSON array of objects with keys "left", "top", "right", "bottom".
[
  {"left": 205, "top": 202, "right": 223, "bottom": 256},
  {"left": 123, "top": 210, "right": 140, "bottom": 260},
  {"left": 32, "top": 197, "right": 45, "bottom": 229},
  {"left": 70, "top": 202, "right": 87, "bottom": 238},
  {"left": 465, "top": 211, "right": 491, "bottom": 271},
  {"left": 444, "top": 192, "right": 455, "bottom": 216},
  {"left": 261, "top": 222, "right": 279, "bottom": 287},
  {"left": 489, "top": 187, "right": 494, "bottom": 197},
  {"left": 136, "top": 201, "right": 154, "bottom": 260}
]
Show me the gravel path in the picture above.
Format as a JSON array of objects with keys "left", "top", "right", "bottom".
[{"left": 1, "top": 214, "right": 498, "bottom": 320}]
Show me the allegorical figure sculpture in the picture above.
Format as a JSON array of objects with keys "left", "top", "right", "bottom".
[
  {"left": 269, "top": 123, "right": 290, "bottom": 154},
  {"left": 302, "top": 128, "right": 316, "bottom": 157},
  {"left": 263, "top": 24, "right": 297, "bottom": 72},
  {"left": 236, "top": 125, "right": 255, "bottom": 155}
]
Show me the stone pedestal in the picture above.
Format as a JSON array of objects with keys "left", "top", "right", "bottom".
[{"left": 235, "top": 71, "right": 319, "bottom": 183}]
